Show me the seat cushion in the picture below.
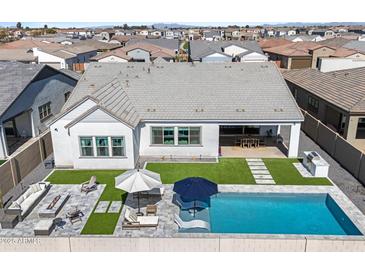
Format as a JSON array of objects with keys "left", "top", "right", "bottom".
[{"left": 137, "top": 216, "right": 159, "bottom": 225}]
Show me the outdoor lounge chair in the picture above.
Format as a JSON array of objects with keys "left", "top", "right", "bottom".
[
  {"left": 146, "top": 204, "right": 157, "bottom": 216},
  {"left": 174, "top": 214, "right": 210, "bottom": 231},
  {"left": 81, "top": 176, "right": 97, "bottom": 194},
  {"left": 122, "top": 208, "right": 159, "bottom": 229},
  {"left": 174, "top": 194, "right": 209, "bottom": 210}
]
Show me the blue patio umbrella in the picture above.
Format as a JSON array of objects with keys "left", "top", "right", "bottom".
[{"left": 173, "top": 177, "right": 218, "bottom": 216}]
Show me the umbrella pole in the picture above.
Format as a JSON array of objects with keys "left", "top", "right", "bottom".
[{"left": 137, "top": 192, "right": 141, "bottom": 214}]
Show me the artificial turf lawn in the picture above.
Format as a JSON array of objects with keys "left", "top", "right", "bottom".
[
  {"left": 263, "top": 158, "right": 332, "bottom": 186},
  {"left": 146, "top": 158, "right": 255, "bottom": 184},
  {"left": 46, "top": 170, "right": 126, "bottom": 235},
  {"left": 0, "top": 160, "right": 6, "bottom": 166}
]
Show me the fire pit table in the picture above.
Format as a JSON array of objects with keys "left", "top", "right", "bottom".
[{"left": 38, "top": 193, "right": 70, "bottom": 218}]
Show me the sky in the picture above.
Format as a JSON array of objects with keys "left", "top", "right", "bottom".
[{"left": 0, "top": 22, "right": 295, "bottom": 28}]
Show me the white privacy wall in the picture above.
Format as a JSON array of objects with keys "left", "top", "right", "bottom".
[{"left": 139, "top": 123, "right": 220, "bottom": 158}]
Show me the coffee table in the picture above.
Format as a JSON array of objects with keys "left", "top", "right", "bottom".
[
  {"left": 38, "top": 193, "right": 70, "bottom": 218},
  {"left": 34, "top": 219, "right": 55, "bottom": 236}
]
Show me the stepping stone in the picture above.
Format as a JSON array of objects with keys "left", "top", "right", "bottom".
[
  {"left": 247, "top": 162, "right": 265, "bottom": 166},
  {"left": 250, "top": 166, "right": 268, "bottom": 170},
  {"left": 94, "top": 201, "right": 110, "bottom": 213},
  {"left": 253, "top": 174, "right": 273, "bottom": 180},
  {"left": 246, "top": 158, "right": 262, "bottom": 162},
  {"left": 108, "top": 201, "right": 122, "bottom": 213},
  {"left": 251, "top": 170, "right": 270, "bottom": 175},
  {"left": 255, "top": 179, "right": 276, "bottom": 185}
]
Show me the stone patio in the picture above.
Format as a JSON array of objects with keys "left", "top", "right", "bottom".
[{"left": 0, "top": 184, "right": 104, "bottom": 237}]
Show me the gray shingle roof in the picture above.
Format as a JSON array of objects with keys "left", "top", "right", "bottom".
[
  {"left": 126, "top": 39, "right": 180, "bottom": 51},
  {"left": 283, "top": 67, "right": 365, "bottom": 113},
  {"left": 189, "top": 40, "right": 264, "bottom": 60},
  {"left": 62, "top": 62, "right": 303, "bottom": 127},
  {"left": 343, "top": 40, "right": 365, "bottom": 53},
  {"left": 0, "top": 62, "right": 44, "bottom": 117}
]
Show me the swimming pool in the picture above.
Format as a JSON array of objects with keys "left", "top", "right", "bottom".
[{"left": 209, "top": 193, "right": 362, "bottom": 235}]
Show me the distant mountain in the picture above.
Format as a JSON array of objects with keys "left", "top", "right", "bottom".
[{"left": 152, "top": 23, "right": 199, "bottom": 29}]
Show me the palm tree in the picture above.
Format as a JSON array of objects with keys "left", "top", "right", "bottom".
[{"left": 16, "top": 22, "right": 22, "bottom": 29}]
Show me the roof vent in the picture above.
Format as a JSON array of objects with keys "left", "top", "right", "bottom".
[
  {"left": 125, "top": 80, "right": 129, "bottom": 87},
  {"left": 261, "top": 65, "right": 268, "bottom": 68},
  {"left": 195, "top": 108, "right": 204, "bottom": 112},
  {"left": 274, "top": 108, "right": 284, "bottom": 112},
  {"left": 236, "top": 108, "right": 245, "bottom": 112},
  {"left": 147, "top": 68, "right": 151, "bottom": 73},
  {"left": 147, "top": 108, "right": 156, "bottom": 112}
]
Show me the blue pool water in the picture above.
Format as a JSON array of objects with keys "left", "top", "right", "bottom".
[{"left": 209, "top": 193, "right": 362, "bottom": 235}]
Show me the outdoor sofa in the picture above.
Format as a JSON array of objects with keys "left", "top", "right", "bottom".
[{"left": 5, "top": 182, "right": 50, "bottom": 221}]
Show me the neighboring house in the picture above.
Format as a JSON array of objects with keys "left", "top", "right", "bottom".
[
  {"left": 90, "top": 49, "right": 132, "bottom": 63},
  {"left": 203, "top": 30, "right": 223, "bottom": 41},
  {"left": 92, "top": 43, "right": 175, "bottom": 63},
  {"left": 189, "top": 41, "right": 267, "bottom": 63},
  {"left": 283, "top": 67, "right": 365, "bottom": 151},
  {"left": 264, "top": 29, "right": 275, "bottom": 37},
  {"left": 33, "top": 45, "right": 98, "bottom": 70},
  {"left": 263, "top": 42, "right": 319, "bottom": 69},
  {"left": 311, "top": 29, "right": 335, "bottom": 38},
  {"left": 49, "top": 62, "right": 303, "bottom": 169},
  {"left": 95, "top": 30, "right": 115, "bottom": 41},
  {"left": 0, "top": 49, "right": 37, "bottom": 63},
  {"left": 0, "top": 62, "right": 80, "bottom": 158}
]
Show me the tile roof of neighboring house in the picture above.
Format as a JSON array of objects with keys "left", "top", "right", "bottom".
[
  {"left": 60, "top": 62, "right": 303, "bottom": 128},
  {"left": 330, "top": 47, "right": 361, "bottom": 57},
  {"left": 41, "top": 45, "right": 97, "bottom": 59},
  {"left": 264, "top": 42, "right": 319, "bottom": 56},
  {"left": 189, "top": 40, "right": 265, "bottom": 60},
  {"left": 317, "top": 37, "right": 352, "bottom": 48},
  {"left": 72, "top": 39, "right": 122, "bottom": 51},
  {"left": 0, "top": 62, "right": 44, "bottom": 117},
  {"left": 284, "top": 35, "right": 320, "bottom": 42},
  {"left": 258, "top": 38, "right": 292, "bottom": 49},
  {"left": 126, "top": 38, "right": 180, "bottom": 51},
  {"left": 90, "top": 48, "right": 132, "bottom": 61},
  {"left": 122, "top": 43, "right": 175, "bottom": 58},
  {"left": 282, "top": 67, "right": 365, "bottom": 113},
  {"left": 0, "top": 49, "right": 37, "bottom": 62},
  {"left": 343, "top": 40, "right": 365, "bottom": 53},
  {"left": 0, "top": 39, "right": 64, "bottom": 51}
]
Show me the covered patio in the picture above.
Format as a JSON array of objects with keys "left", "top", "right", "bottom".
[{"left": 219, "top": 124, "right": 298, "bottom": 158}]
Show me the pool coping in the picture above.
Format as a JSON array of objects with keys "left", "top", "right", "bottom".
[{"left": 175, "top": 184, "right": 365, "bottom": 240}]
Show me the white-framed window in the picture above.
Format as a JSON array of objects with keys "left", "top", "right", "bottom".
[
  {"left": 151, "top": 127, "right": 174, "bottom": 145},
  {"left": 111, "top": 137, "right": 125, "bottom": 156},
  {"left": 80, "top": 137, "right": 94, "bottom": 157},
  {"left": 79, "top": 136, "right": 126, "bottom": 158},
  {"left": 95, "top": 137, "right": 109, "bottom": 157},
  {"left": 178, "top": 127, "right": 201, "bottom": 145},
  {"left": 38, "top": 102, "right": 52, "bottom": 120}
]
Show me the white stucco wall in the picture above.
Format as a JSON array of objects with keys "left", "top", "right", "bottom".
[
  {"left": 51, "top": 102, "right": 135, "bottom": 169},
  {"left": 50, "top": 99, "right": 97, "bottom": 167},
  {"left": 0, "top": 126, "right": 7, "bottom": 159},
  {"left": 240, "top": 52, "right": 268, "bottom": 62},
  {"left": 319, "top": 58, "right": 365, "bottom": 72},
  {"left": 139, "top": 123, "right": 220, "bottom": 158}
]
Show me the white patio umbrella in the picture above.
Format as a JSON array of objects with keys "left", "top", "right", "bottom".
[{"left": 115, "top": 169, "right": 162, "bottom": 214}]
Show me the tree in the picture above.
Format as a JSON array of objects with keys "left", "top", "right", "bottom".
[
  {"left": 123, "top": 23, "right": 128, "bottom": 30},
  {"left": 44, "top": 24, "right": 48, "bottom": 29},
  {"left": 16, "top": 22, "right": 22, "bottom": 29},
  {"left": 245, "top": 25, "right": 250, "bottom": 28}
]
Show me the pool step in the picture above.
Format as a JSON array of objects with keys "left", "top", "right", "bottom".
[{"left": 246, "top": 158, "right": 276, "bottom": 185}]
